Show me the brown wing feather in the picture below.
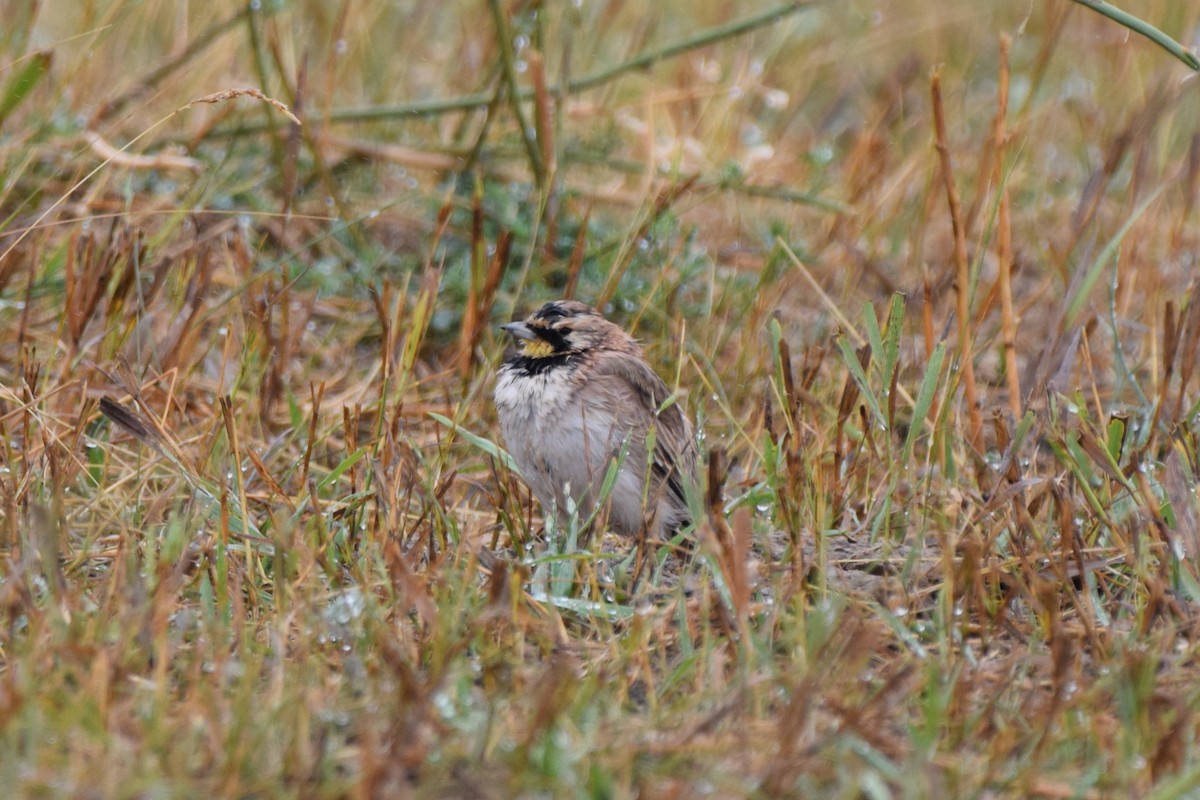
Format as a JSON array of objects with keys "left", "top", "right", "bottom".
[{"left": 588, "top": 352, "right": 698, "bottom": 507}]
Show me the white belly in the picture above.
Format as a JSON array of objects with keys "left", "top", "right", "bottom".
[{"left": 494, "top": 368, "right": 648, "bottom": 535}]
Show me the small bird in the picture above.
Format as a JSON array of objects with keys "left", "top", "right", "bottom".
[{"left": 494, "top": 300, "right": 698, "bottom": 541}]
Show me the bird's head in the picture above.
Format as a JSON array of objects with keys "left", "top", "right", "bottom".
[{"left": 501, "top": 300, "right": 628, "bottom": 358}]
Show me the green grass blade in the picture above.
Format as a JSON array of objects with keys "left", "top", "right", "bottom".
[
  {"left": 904, "top": 343, "right": 945, "bottom": 457},
  {"left": 837, "top": 333, "right": 885, "bottom": 429},
  {"left": 429, "top": 412, "right": 518, "bottom": 471},
  {"left": 1065, "top": 182, "right": 1168, "bottom": 327},
  {"left": 316, "top": 446, "right": 368, "bottom": 491},
  {"left": 0, "top": 50, "right": 51, "bottom": 127},
  {"left": 1071, "top": 0, "right": 1200, "bottom": 70}
]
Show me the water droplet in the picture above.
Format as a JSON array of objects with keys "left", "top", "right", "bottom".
[
  {"left": 764, "top": 88, "right": 789, "bottom": 110},
  {"left": 325, "top": 587, "right": 366, "bottom": 625}
]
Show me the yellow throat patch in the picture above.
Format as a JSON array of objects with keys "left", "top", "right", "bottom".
[{"left": 520, "top": 338, "right": 557, "bottom": 358}]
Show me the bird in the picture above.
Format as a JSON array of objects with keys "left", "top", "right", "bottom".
[{"left": 493, "top": 299, "right": 698, "bottom": 542}]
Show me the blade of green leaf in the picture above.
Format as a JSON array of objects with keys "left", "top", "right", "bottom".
[
  {"left": 429, "top": 412, "right": 518, "bottom": 471},
  {"left": 1072, "top": 0, "right": 1200, "bottom": 71},
  {"left": 316, "top": 446, "right": 368, "bottom": 491},
  {"left": 0, "top": 50, "right": 51, "bottom": 127},
  {"left": 836, "top": 334, "right": 885, "bottom": 429},
  {"left": 904, "top": 343, "right": 945, "bottom": 457}
]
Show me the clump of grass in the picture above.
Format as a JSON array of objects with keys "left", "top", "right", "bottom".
[{"left": 1, "top": 0, "right": 1199, "bottom": 796}]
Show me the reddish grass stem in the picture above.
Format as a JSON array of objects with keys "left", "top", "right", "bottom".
[{"left": 931, "top": 68, "right": 983, "bottom": 452}]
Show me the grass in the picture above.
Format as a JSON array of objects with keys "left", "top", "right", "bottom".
[{"left": 2, "top": 0, "right": 1200, "bottom": 796}]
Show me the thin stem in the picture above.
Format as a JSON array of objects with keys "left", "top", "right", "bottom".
[
  {"left": 931, "top": 67, "right": 983, "bottom": 452},
  {"left": 1071, "top": 0, "right": 1200, "bottom": 70},
  {"left": 487, "top": 0, "right": 545, "bottom": 187},
  {"left": 208, "top": 1, "right": 821, "bottom": 131},
  {"left": 994, "top": 36, "right": 1021, "bottom": 419}
]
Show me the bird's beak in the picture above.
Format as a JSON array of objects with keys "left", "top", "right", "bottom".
[{"left": 501, "top": 321, "right": 537, "bottom": 340}]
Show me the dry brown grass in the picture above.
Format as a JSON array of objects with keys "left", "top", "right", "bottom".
[{"left": 1, "top": 0, "right": 1200, "bottom": 796}]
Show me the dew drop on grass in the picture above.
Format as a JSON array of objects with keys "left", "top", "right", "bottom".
[
  {"left": 740, "top": 123, "right": 764, "bottom": 146},
  {"left": 764, "top": 89, "right": 789, "bottom": 110},
  {"left": 325, "top": 587, "right": 366, "bottom": 625},
  {"left": 433, "top": 690, "right": 455, "bottom": 718},
  {"left": 367, "top": 209, "right": 379, "bottom": 219},
  {"left": 334, "top": 39, "right": 348, "bottom": 55},
  {"left": 810, "top": 144, "right": 834, "bottom": 165}
]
